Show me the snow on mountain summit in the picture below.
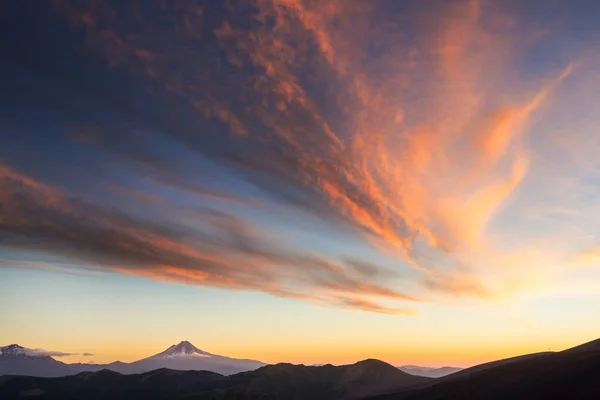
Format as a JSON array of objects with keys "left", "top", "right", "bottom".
[
  {"left": 150, "top": 341, "right": 212, "bottom": 359},
  {"left": 0, "top": 344, "right": 27, "bottom": 356},
  {"left": 0, "top": 344, "right": 59, "bottom": 358},
  {"left": 1, "top": 341, "right": 266, "bottom": 376}
]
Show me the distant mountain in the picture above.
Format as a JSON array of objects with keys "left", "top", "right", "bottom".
[
  {"left": 0, "top": 345, "right": 72, "bottom": 378},
  {"left": 129, "top": 341, "right": 266, "bottom": 375},
  {"left": 0, "top": 359, "right": 430, "bottom": 400},
  {"left": 149, "top": 341, "right": 213, "bottom": 359},
  {"left": 367, "top": 337, "right": 600, "bottom": 400},
  {"left": 6, "top": 337, "right": 600, "bottom": 400},
  {"left": 0, "top": 341, "right": 265, "bottom": 377},
  {"left": 0, "top": 345, "right": 28, "bottom": 357},
  {"left": 397, "top": 365, "right": 462, "bottom": 378}
]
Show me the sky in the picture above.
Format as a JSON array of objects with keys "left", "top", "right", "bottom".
[{"left": 1, "top": 0, "right": 600, "bottom": 368}]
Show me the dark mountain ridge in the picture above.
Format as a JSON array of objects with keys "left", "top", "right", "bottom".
[
  {"left": 0, "top": 359, "right": 430, "bottom": 400},
  {"left": 396, "top": 365, "right": 462, "bottom": 378},
  {"left": 2, "top": 337, "right": 600, "bottom": 400},
  {"left": 0, "top": 345, "right": 72, "bottom": 378},
  {"left": 366, "top": 337, "right": 600, "bottom": 400}
]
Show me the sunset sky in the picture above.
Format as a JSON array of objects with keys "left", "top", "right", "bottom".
[{"left": 1, "top": 0, "right": 600, "bottom": 368}]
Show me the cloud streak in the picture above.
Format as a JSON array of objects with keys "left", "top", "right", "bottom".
[
  {"left": 23, "top": 349, "right": 79, "bottom": 358},
  {"left": 0, "top": 0, "right": 592, "bottom": 311},
  {"left": 0, "top": 163, "right": 414, "bottom": 314}
]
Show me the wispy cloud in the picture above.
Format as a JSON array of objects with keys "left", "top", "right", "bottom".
[
  {"left": 0, "top": 163, "right": 416, "bottom": 313},
  {"left": 24, "top": 349, "right": 78, "bottom": 358},
  {"left": 570, "top": 246, "right": 600, "bottom": 266},
  {"left": 0, "top": 0, "right": 593, "bottom": 311},
  {"left": 332, "top": 297, "right": 417, "bottom": 316}
]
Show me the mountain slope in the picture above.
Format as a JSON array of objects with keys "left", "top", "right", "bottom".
[
  {"left": 367, "top": 337, "right": 600, "bottom": 400},
  {"left": 0, "top": 341, "right": 265, "bottom": 377},
  {"left": 148, "top": 341, "right": 212, "bottom": 359},
  {"left": 0, "top": 359, "right": 430, "bottom": 400},
  {"left": 397, "top": 366, "right": 462, "bottom": 378},
  {"left": 130, "top": 341, "right": 266, "bottom": 375},
  {"left": 0, "top": 368, "right": 226, "bottom": 400},
  {"left": 187, "top": 359, "right": 430, "bottom": 400},
  {"left": 0, "top": 345, "right": 72, "bottom": 378}
]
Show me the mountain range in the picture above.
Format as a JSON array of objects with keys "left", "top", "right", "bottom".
[
  {"left": 0, "top": 359, "right": 429, "bottom": 400},
  {"left": 0, "top": 337, "right": 599, "bottom": 399},
  {"left": 0, "top": 341, "right": 458, "bottom": 378},
  {"left": 396, "top": 365, "right": 461, "bottom": 378},
  {"left": 0, "top": 341, "right": 265, "bottom": 377},
  {"left": 368, "top": 337, "right": 600, "bottom": 400}
]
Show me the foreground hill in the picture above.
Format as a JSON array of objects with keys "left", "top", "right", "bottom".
[
  {"left": 0, "top": 369, "right": 225, "bottom": 400},
  {"left": 367, "top": 338, "right": 600, "bottom": 400},
  {"left": 187, "top": 359, "right": 430, "bottom": 400},
  {"left": 0, "top": 359, "right": 429, "bottom": 400}
]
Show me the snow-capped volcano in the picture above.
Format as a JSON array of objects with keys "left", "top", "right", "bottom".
[
  {"left": 0, "top": 344, "right": 28, "bottom": 356},
  {"left": 150, "top": 341, "right": 212, "bottom": 359},
  {"left": 0, "top": 344, "right": 73, "bottom": 377},
  {"left": 134, "top": 340, "right": 265, "bottom": 375},
  {"left": 0, "top": 344, "right": 56, "bottom": 358},
  {"left": 1, "top": 341, "right": 266, "bottom": 377}
]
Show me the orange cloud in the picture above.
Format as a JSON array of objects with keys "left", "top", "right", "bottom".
[
  {"left": 0, "top": 162, "right": 416, "bottom": 314},
  {"left": 331, "top": 296, "right": 416, "bottom": 316},
  {"left": 41, "top": 0, "right": 579, "bottom": 303}
]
